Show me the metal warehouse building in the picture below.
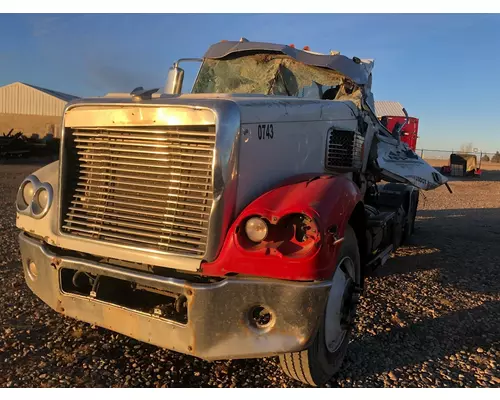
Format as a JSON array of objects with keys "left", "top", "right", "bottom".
[
  {"left": 374, "top": 101, "right": 406, "bottom": 118},
  {"left": 0, "top": 82, "right": 79, "bottom": 138}
]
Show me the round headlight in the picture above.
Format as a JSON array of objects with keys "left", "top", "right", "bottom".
[
  {"left": 33, "top": 187, "right": 48, "bottom": 212},
  {"left": 31, "top": 185, "right": 53, "bottom": 218},
  {"left": 17, "top": 179, "right": 36, "bottom": 211},
  {"left": 23, "top": 181, "right": 35, "bottom": 202},
  {"left": 245, "top": 217, "right": 268, "bottom": 243}
]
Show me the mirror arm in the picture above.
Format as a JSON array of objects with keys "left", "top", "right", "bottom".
[
  {"left": 400, "top": 108, "right": 409, "bottom": 132},
  {"left": 394, "top": 107, "right": 410, "bottom": 143},
  {"left": 174, "top": 58, "right": 203, "bottom": 68}
]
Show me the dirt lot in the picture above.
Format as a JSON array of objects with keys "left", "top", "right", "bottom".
[{"left": 0, "top": 161, "right": 499, "bottom": 388}]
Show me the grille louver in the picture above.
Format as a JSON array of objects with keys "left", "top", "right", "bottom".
[
  {"left": 325, "top": 129, "right": 364, "bottom": 172},
  {"left": 62, "top": 126, "right": 215, "bottom": 257}
]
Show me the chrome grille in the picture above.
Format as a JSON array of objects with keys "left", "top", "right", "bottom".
[{"left": 62, "top": 126, "right": 215, "bottom": 257}]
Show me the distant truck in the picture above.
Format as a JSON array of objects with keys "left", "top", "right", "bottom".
[
  {"left": 441, "top": 153, "right": 482, "bottom": 178},
  {"left": 375, "top": 101, "right": 419, "bottom": 151}
]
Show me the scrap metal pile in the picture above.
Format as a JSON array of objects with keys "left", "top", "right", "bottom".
[{"left": 0, "top": 129, "right": 59, "bottom": 159}]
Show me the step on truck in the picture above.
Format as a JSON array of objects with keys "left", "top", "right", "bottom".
[{"left": 15, "top": 39, "right": 448, "bottom": 386}]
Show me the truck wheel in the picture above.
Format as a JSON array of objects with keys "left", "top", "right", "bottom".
[{"left": 279, "top": 225, "right": 361, "bottom": 386}]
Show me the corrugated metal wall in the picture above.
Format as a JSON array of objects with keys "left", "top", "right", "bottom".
[
  {"left": 374, "top": 101, "right": 406, "bottom": 118},
  {"left": 0, "top": 82, "right": 68, "bottom": 116}
]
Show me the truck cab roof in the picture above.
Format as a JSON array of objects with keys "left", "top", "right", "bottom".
[{"left": 203, "top": 40, "right": 374, "bottom": 86}]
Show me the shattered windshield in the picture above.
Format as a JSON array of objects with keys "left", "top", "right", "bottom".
[{"left": 192, "top": 53, "right": 363, "bottom": 103}]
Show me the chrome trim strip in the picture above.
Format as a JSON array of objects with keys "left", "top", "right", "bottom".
[{"left": 204, "top": 100, "right": 241, "bottom": 261}]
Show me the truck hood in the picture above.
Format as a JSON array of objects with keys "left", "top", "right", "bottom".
[
  {"left": 67, "top": 93, "right": 360, "bottom": 125},
  {"left": 66, "top": 94, "right": 446, "bottom": 191}
]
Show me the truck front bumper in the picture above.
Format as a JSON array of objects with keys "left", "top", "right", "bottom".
[{"left": 19, "top": 232, "right": 330, "bottom": 361}]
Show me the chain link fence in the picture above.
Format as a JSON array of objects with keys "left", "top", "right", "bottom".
[{"left": 417, "top": 149, "right": 500, "bottom": 168}]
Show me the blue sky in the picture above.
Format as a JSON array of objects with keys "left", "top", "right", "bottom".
[{"left": 1, "top": 13, "right": 499, "bottom": 152}]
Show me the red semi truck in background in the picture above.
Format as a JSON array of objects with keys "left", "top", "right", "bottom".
[{"left": 375, "top": 101, "right": 419, "bottom": 151}]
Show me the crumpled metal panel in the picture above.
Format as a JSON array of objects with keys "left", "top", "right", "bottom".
[
  {"left": 376, "top": 134, "right": 448, "bottom": 190},
  {"left": 194, "top": 55, "right": 343, "bottom": 96},
  {"left": 203, "top": 41, "right": 374, "bottom": 85}
]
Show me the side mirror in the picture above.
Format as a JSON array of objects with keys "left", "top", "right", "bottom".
[
  {"left": 163, "top": 58, "right": 203, "bottom": 95},
  {"left": 164, "top": 65, "right": 185, "bottom": 95}
]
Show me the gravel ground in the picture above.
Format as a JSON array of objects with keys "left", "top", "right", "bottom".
[{"left": 1, "top": 162, "right": 499, "bottom": 388}]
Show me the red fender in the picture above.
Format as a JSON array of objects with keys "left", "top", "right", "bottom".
[{"left": 202, "top": 175, "right": 363, "bottom": 281}]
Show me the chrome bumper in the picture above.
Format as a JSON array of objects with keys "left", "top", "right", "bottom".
[{"left": 19, "top": 232, "right": 330, "bottom": 361}]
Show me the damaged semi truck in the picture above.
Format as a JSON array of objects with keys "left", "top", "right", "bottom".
[{"left": 15, "top": 40, "right": 448, "bottom": 386}]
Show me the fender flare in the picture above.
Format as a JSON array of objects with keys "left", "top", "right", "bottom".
[{"left": 202, "top": 175, "right": 364, "bottom": 281}]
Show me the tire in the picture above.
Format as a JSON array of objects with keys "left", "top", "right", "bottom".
[{"left": 279, "top": 225, "right": 361, "bottom": 386}]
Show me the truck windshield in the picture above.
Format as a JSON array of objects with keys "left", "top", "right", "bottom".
[{"left": 192, "top": 53, "right": 360, "bottom": 101}]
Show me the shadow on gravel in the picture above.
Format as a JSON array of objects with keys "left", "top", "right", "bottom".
[
  {"left": 354, "top": 206, "right": 500, "bottom": 384},
  {"left": 373, "top": 207, "right": 500, "bottom": 295},
  {"left": 344, "top": 300, "right": 499, "bottom": 381}
]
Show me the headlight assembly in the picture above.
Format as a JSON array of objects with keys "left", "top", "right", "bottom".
[
  {"left": 244, "top": 217, "right": 269, "bottom": 243},
  {"left": 16, "top": 175, "right": 53, "bottom": 219},
  {"left": 17, "top": 179, "right": 35, "bottom": 211}
]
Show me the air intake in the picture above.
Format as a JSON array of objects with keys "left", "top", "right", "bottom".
[{"left": 325, "top": 129, "right": 364, "bottom": 172}]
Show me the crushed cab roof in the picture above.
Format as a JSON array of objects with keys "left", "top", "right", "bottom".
[{"left": 203, "top": 41, "right": 374, "bottom": 86}]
